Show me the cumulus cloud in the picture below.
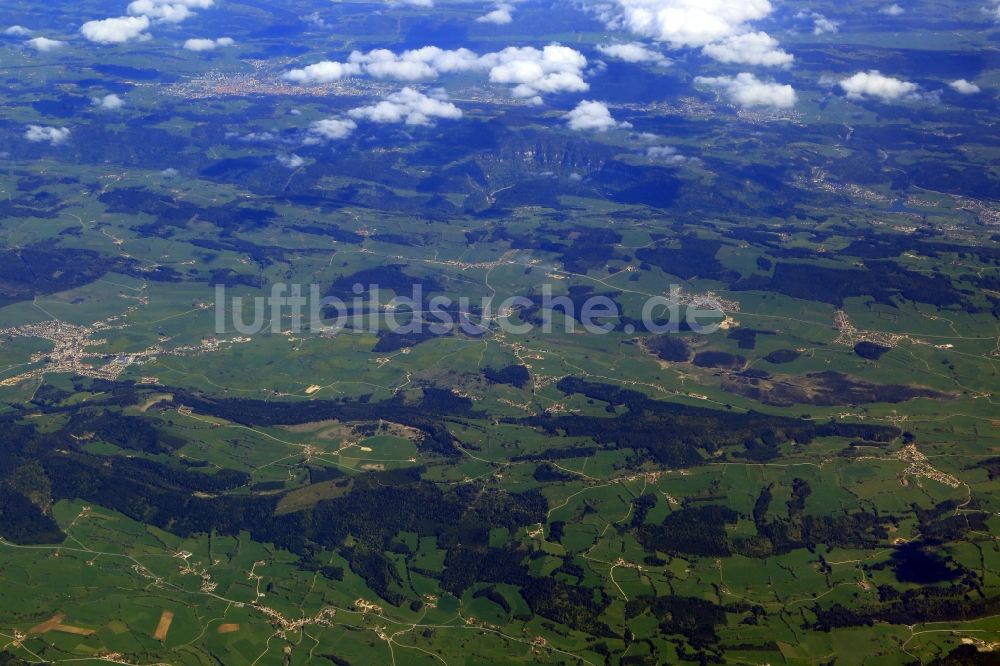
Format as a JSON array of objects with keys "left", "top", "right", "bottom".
[
  {"left": 563, "top": 100, "right": 631, "bottom": 132},
  {"left": 128, "top": 1, "right": 193, "bottom": 22},
  {"left": 646, "top": 145, "right": 677, "bottom": 159},
  {"left": 599, "top": 0, "right": 774, "bottom": 48},
  {"left": 348, "top": 87, "right": 462, "bottom": 126},
  {"left": 80, "top": 16, "right": 151, "bottom": 44},
  {"left": 127, "top": 0, "right": 214, "bottom": 23},
  {"left": 347, "top": 47, "right": 462, "bottom": 80},
  {"left": 695, "top": 72, "right": 797, "bottom": 108},
  {"left": 477, "top": 3, "right": 515, "bottom": 24},
  {"left": 301, "top": 11, "right": 331, "bottom": 29},
  {"left": 305, "top": 89, "right": 463, "bottom": 143},
  {"left": 183, "top": 37, "right": 235, "bottom": 51},
  {"left": 161, "top": 167, "right": 179, "bottom": 177},
  {"left": 287, "top": 44, "right": 589, "bottom": 99},
  {"left": 879, "top": 4, "right": 904, "bottom": 15},
  {"left": 26, "top": 37, "right": 66, "bottom": 52},
  {"left": 278, "top": 154, "right": 305, "bottom": 169},
  {"left": 950, "top": 79, "right": 981, "bottom": 94},
  {"left": 796, "top": 10, "right": 839, "bottom": 35},
  {"left": 308, "top": 118, "right": 358, "bottom": 142},
  {"left": 226, "top": 130, "right": 277, "bottom": 142},
  {"left": 387, "top": 0, "right": 433, "bottom": 7},
  {"left": 597, "top": 42, "right": 670, "bottom": 65},
  {"left": 592, "top": 0, "right": 795, "bottom": 88},
  {"left": 486, "top": 45, "right": 589, "bottom": 98},
  {"left": 839, "top": 70, "right": 919, "bottom": 102},
  {"left": 284, "top": 61, "right": 363, "bottom": 84},
  {"left": 93, "top": 93, "right": 125, "bottom": 110},
  {"left": 812, "top": 15, "right": 839, "bottom": 34},
  {"left": 701, "top": 31, "right": 792, "bottom": 67},
  {"left": 25, "top": 125, "right": 71, "bottom": 145},
  {"left": 645, "top": 144, "right": 696, "bottom": 165},
  {"left": 5, "top": 26, "right": 33, "bottom": 37}
]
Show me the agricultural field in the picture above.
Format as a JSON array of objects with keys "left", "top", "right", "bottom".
[{"left": 1, "top": 0, "right": 999, "bottom": 664}]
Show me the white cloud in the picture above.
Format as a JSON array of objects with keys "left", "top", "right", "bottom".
[
  {"left": 161, "top": 167, "right": 179, "bottom": 176},
  {"left": 284, "top": 61, "right": 363, "bottom": 83},
  {"left": 599, "top": 0, "right": 775, "bottom": 48},
  {"left": 347, "top": 47, "right": 456, "bottom": 80},
  {"left": 5, "top": 26, "right": 33, "bottom": 37},
  {"left": 287, "top": 44, "right": 589, "bottom": 99},
  {"left": 563, "top": 100, "right": 631, "bottom": 132},
  {"left": 80, "top": 16, "right": 151, "bottom": 44},
  {"left": 701, "top": 31, "right": 792, "bottom": 67},
  {"left": 796, "top": 10, "right": 839, "bottom": 35},
  {"left": 695, "top": 72, "right": 797, "bottom": 108},
  {"left": 26, "top": 37, "right": 66, "bottom": 52},
  {"left": 879, "top": 4, "right": 904, "bottom": 15},
  {"left": 278, "top": 154, "right": 306, "bottom": 169},
  {"left": 128, "top": 1, "right": 192, "bottom": 23},
  {"left": 24, "top": 125, "right": 71, "bottom": 145},
  {"left": 348, "top": 87, "right": 462, "bottom": 126},
  {"left": 591, "top": 0, "right": 794, "bottom": 87},
  {"left": 646, "top": 145, "right": 677, "bottom": 159},
  {"left": 386, "top": 0, "right": 433, "bottom": 6},
  {"left": 950, "top": 79, "right": 981, "bottom": 94},
  {"left": 839, "top": 70, "right": 919, "bottom": 102},
  {"left": 183, "top": 37, "right": 235, "bottom": 51},
  {"left": 301, "top": 12, "right": 331, "bottom": 29},
  {"left": 477, "top": 3, "right": 515, "bottom": 24},
  {"left": 127, "top": 0, "right": 214, "bottom": 23},
  {"left": 812, "top": 16, "right": 839, "bottom": 34},
  {"left": 227, "top": 130, "right": 277, "bottom": 142},
  {"left": 597, "top": 42, "right": 670, "bottom": 65},
  {"left": 645, "top": 144, "right": 696, "bottom": 164},
  {"left": 486, "top": 45, "right": 589, "bottom": 98},
  {"left": 93, "top": 93, "right": 125, "bottom": 110},
  {"left": 308, "top": 118, "right": 358, "bottom": 141}
]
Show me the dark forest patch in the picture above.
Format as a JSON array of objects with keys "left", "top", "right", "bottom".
[
  {"left": 484, "top": 365, "right": 531, "bottom": 389},
  {"left": 855, "top": 341, "right": 892, "bottom": 360},
  {"left": 764, "top": 349, "right": 801, "bottom": 364},
  {"left": 693, "top": 351, "right": 747, "bottom": 369},
  {"left": 727, "top": 328, "right": 774, "bottom": 351},
  {"left": 722, "top": 371, "right": 949, "bottom": 407},
  {"left": 731, "top": 261, "right": 972, "bottom": 310},
  {"left": 532, "top": 377, "right": 899, "bottom": 467},
  {"left": 635, "top": 505, "right": 738, "bottom": 557},
  {"left": 644, "top": 335, "right": 691, "bottom": 362},
  {"left": 886, "top": 542, "right": 964, "bottom": 584},
  {"left": 636, "top": 237, "right": 738, "bottom": 282},
  {"left": 327, "top": 265, "right": 444, "bottom": 302}
]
